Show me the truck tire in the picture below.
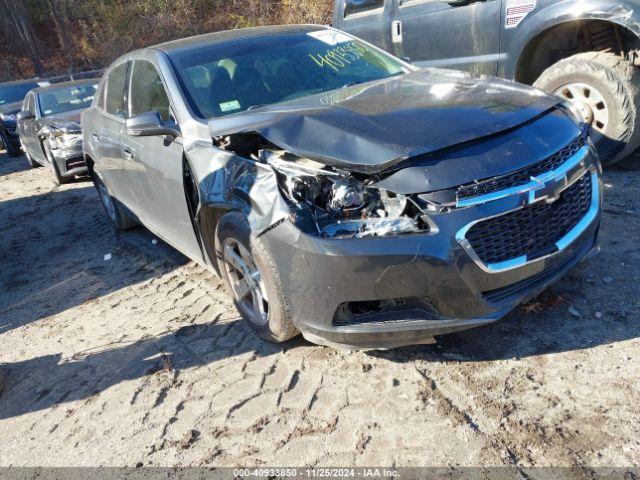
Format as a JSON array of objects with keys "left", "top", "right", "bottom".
[
  {"left": 215, "top": 211, "right": 298, "bottom": 344},
  {"left": 534, "top": 51, "right": 640, "bottom": 166}
]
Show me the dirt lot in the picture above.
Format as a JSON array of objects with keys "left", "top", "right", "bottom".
[{"left": 0, "top": 148, "right": 638, "bottom": 469}]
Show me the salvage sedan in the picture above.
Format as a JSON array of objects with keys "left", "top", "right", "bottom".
[
  {"left": 17, "top": 79, "right": 98, "bottom": 185},
  {"left": 82, "top": 26, "right": 602, "bottom": 349}
]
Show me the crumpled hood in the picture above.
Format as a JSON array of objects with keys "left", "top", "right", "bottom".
[
  {"left": 0, "top": 101, "right": 22, "bottom": 115},
  {"left": 45, "top": 108, "right": 83, "bottom": 128},
  {"left": 209, "top": 68, "right": 563, "bottom": 174}
]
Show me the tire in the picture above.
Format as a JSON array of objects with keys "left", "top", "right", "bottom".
[
  {"left": 0, "top": 129, "right": 21, "bottom": 157},
  {"left": 534, "top": 51, "right": 640, "bottom": 166},
  {"left": 43, "top": 141, "right": 71, "bottom": 186},
  {"left": 215, "top": 211, "right": 298, "bottom": 343},
  {"left": 22, "top": 142, "right": 40, "bottom": 168},
  {"left": 91, "top": 170, "right": 138, "bottom": 231}
]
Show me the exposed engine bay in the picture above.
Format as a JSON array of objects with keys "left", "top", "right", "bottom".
[{"left": 215, "top": 134, "right": 433, "bottom": 239}]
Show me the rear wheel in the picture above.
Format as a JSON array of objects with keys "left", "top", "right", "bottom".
[
  {"left": 216, "top": 212, "right": 297, "bottom": 343},
  {"left": 534, "top": 51, "right": 640, "bottom": 166},
  {"left": 91, "top": 170, "right": 137, "bottom": 231}
]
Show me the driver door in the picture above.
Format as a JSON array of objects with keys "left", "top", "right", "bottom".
[
  {"left": 123, "top": 59, "right": 203, "bottom": 262},
  {"left": 391, "top": 0, "right": 501, "bottom": 75}
]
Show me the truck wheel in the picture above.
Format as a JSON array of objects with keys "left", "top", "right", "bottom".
[
  {"left": 534, "top": 51, "right": 640, "bottom": 166},
  {"left": 216, "top": 211, "right": 298, "bottom": 343}
]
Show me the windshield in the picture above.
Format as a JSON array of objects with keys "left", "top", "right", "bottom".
[
  {"left": 0, "top": 83, "right": 39, "bottom": 106},
  {"left": 39, "top": 83, "right": 97, "bottom": 116},
  {"left": 170, "top": 29, "right": 410, "bottom": 118}
]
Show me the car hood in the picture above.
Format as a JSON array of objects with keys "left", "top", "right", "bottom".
[
  {"left": 45, "top": 109, "right": 83, "bottom": 125},
  {"left": 0, "top": 101, "right": 22, "bottom": 115},
  {"left": 209, "top": 68, "right": 564, "bottom": 174}
]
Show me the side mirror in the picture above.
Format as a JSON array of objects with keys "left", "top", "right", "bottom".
[
  {"left": 16, "top": 110, "right": 35, "bottom": 122},
  {"left": 125, "top": 111, "right": 180, "bottom": 138}
]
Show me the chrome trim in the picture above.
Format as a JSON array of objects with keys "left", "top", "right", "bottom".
[
  {"left": 456, "top": 145, "right": 589, "bottom": 208},
  {"left": 456, "top": 170, "right": 600, "bottom": 274}
]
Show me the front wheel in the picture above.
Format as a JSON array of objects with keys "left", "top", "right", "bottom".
[
  {"left": 91, "top": 170, "right": 138, "bottom": 231},
  {"left": 216, "top": 212, "right": 298, "bottom": 343},
  {"left": 43, "top": 142, "right": 70, "bottom": 186},
  {"left": 0, "top": 129, "right": 21, "bottom": 157},
  {"left": 534, "top": 51, "right": 640, "bottom": 166}
]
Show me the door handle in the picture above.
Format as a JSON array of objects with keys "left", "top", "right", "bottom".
[
  {"left": 91, "top": 133, "right": 99, "bottom": 142},
  {"left": 391, "top": 20, "right": 403, "bottom": 44},
  {"left": 123, "top": 148, "right": 135, "bottom": 160}
]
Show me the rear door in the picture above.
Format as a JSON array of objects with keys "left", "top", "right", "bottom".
[
  {"left": 334, "top": 0, "right": 396, "bottom": 55},
  {"left": 391, "top": 0, "right": 501, "bottom": 75},
  {"left": 92, "top": 62, "right": 129, "bottom": 203},
  {"left": 123, "top": 58, "right": 202, "bottom": 261}
]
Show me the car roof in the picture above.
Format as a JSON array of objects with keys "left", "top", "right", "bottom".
[
  {"left": 153, "top": 24, "right": 328, "bottom": 54},
  {"left": 0, "top": 78, "right": 45, "bottom": 87},
  {"left": 32, "top": 78, "right": 100, "bottom": 94}
]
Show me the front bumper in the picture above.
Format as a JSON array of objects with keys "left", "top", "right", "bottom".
[
  {"left": 50, "top": 141, "right": 87, "bottom": 177},
  {"left": 260, "top": 149, "right": 602, "bottom": 349}
]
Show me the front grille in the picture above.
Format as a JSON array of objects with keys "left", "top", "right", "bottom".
[
  {"left": 466, "top": 173, "right": 592, "bottom": 265},
  {"left": 481, "top": 241, "right": 589, "bottom": 303},
  {"left": 457, "top": 134, "right": 586, "bottom": 200}
]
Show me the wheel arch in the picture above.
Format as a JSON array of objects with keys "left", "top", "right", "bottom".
[
  {"left": 514, "top": 18, "right": 640, "bottom": 85},
  {"left": 503, "top": 0, "right": 640, "bottom": 81}
]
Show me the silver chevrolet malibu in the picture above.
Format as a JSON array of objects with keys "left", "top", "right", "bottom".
[{"left": 82, "top": 25, "right": 601, "bottom": 349}]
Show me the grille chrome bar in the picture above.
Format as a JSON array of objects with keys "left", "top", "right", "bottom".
[
  {"left": 456, "top": 144, "right": 589, "bottom": 208},
  {"left": 456, "top": 171, "right": 600, "bottom": 273}
]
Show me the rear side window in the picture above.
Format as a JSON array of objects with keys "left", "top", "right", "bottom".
[
  {"left": 96, "top": 80, "right": 107, "bottom": 109},
  {"left": 128, "top": 60, "right": 171, "bottom": 122},
  {"left": 105, "top": 63, "right": 128, "bottom": 116},
  {"left": 345, "top": 0, "right": 384, "bottom": 17}
]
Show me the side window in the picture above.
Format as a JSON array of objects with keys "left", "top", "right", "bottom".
[
  {"left": 344, "top": 0, "right": 384, "bottom": 17},
  {"left": 105, "top": 62, "right": 128, "bottom": 116},
  {"left": 128, "top": 60, "right": 171, "bottom": 122}
]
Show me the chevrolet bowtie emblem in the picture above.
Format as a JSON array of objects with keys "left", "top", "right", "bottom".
[{"left": 529, "top": 175, "right": 567, "bottom": 204}]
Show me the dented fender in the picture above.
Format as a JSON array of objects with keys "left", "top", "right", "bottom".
[{"left": 184, "top": 140, "right": 290, "bottom": 239}]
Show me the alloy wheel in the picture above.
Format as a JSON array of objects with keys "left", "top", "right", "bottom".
[{"left": 222, "top": 237, "right": 269, "bottom": 326}]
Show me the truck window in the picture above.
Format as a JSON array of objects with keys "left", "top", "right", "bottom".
[{"left": 344, "top": 0, "right": 384, "bottom": 17}]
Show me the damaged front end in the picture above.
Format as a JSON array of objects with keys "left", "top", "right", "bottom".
[
  {"left": 259, "top": 149, "right": 431, "bottom": 239},
  {"left": 40, "top": 121, "right": 87, "bottom": 175}
]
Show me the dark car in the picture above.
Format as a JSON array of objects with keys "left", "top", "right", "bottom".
[
  {"left": 83, "top": 25, "right": 601, "bottom": 349},
  {"left": 17, "top": 79, "right": 98, "bottom": 185},
  {"left": 334, "top": 0, "right": 640, "bottom": 167},
  {"left": 0, "top": 78, "right": 50, "bottom": 157}
]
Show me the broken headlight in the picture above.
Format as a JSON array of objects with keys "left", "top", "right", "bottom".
[
  {"left": 263, "top": 151, "right": 427, "bottom": 239},
  {"left": 47, "top": 122, "right": 82, "bottom": 150}
]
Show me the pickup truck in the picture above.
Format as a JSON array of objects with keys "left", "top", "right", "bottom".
[{"left": 333, "top": 0, "right": 640, "bottom": 167}]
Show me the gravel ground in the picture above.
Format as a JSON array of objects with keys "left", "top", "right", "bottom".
[{"left": 0, "top": 149, "right": 638, "bottom": 469}]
